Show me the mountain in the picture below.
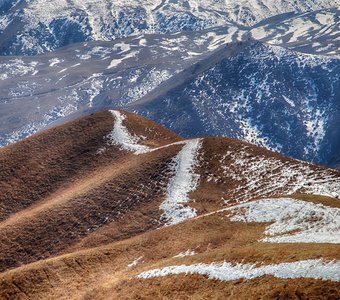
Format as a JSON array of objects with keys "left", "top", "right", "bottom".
[
  {"left": 130, "top": 40, "right": 340, "bottom": 168},
  {"left": 1, "top": 2, "right": 339, "bottom": 298},
  {"left": 250, "top": 8, "right": 340, "bottom": 56},
  {"left": 0, "top": 0, "right": 338, "bottom": 55},
  {"left": 0, "top": 111, "right": 339, "bottom": 299},
  {"left": 0, "top": 3, "right": 339, "bottom": 168}
]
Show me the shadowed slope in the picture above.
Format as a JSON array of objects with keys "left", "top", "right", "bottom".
[{"left": 0, "top": 110, "right": 180, "bottom": 221}]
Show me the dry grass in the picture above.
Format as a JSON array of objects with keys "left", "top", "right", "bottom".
[
  {"left": 0, "top": 148, "right": 175, "bottom": 271},
  {"left": 0, "top": 110, "right": 182, "bottom": 272},
  {"left": 0, "top": 110, "right": 180, "bottom": 223},
  {"left": 0, "top": 111, "right": 115, "bottom": 221},
  {"left": 0, "top": 208, "right": 339, "bottom": 300},
  {"left": 288, "top": 194, "right": 340, "bottom": 208},
  {"left": 0, "top": 111, "right": 339, "bottom": 299}
]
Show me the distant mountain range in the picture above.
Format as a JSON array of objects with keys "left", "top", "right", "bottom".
[
  {"left": 0, "top": 0, "right": 338, "bottom": 55},
  {"left": 1, "top": 36, "right": 339, "bottom": 167},
  {"left": 131, "top": 41, "right": 340, "bottom": 168},
  {"left": 0, "top": 111, "right": 339, "bottom": 299}
]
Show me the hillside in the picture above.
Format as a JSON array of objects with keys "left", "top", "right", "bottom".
[
  {"left": 131, "top": 41, "right": 340, "bottom": 168},
  {"left": 0, "top": 110, "right": 339, "bottom": 299}
]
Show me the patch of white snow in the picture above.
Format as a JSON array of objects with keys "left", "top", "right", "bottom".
[
  {"left": 138, "top": 259, "right": 340, "bottom": 282},
  {"left": 107, "top": 110, "right": 150, "bottom": 154},
  {"left": 227, "top": 198, "right": 340, "bottom": 244},
  {"left": 160, "top": 139, "right": 203, "bottom": 225},
  {"left": 128, "top": 256, "right": 143, "bottom": 268},
  {"left": 173, "top": 250, "right": 196, "bottom": 258}
]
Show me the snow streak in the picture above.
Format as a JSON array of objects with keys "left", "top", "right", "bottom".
[
  {"left": 138, "top": 259, "right": 340, "bottom": 282},
  {"left": 173, "top": 250, "right": 196, "bottom": 258},
  {"left": 107, "top": 110, "right": 150, "bottom": 154},
  {"left": 128, "top": 256, "right": 143, "bottom": 268},
  {"left": 160, "top": 139, "right": 202, "bottom": 225}
]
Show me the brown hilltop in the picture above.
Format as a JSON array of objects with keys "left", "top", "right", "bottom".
[{"left": 0, "top": 110, "right": 339, "bottom": 299}]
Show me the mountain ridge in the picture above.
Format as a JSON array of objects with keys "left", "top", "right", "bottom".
[
  {"left": 1, "top": 110, "right": 339, "bottom": 269},
  {"left": 0, "top": 0, "right": 338, "bottom": 55}
]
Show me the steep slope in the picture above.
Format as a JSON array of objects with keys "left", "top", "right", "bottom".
[
  {"left": 0, "top": 110, "right": 179, "bottom": 219},
  {"left": 0, "top": 111, "right": 339, "bottom": 282},
  {"left": 0, "top": 0, "right": 337, "bottom": 55},
  {"left": 131, "top": 40, "right": 340, "bottom": 168},
  {"left": 0, "top": 110, "right": 183, "bottom": 272}
]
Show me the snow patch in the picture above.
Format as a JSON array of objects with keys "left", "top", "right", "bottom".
[
  {"left": 160, "top": 139, "right": 202, "bottom": 225},
  {"left": 49, "top": 58, "right": 61, "bottom": 67},
  {"left": 239, "top": 119, "right": 272, "bottom": 150},
  {"left": 227, "top": 198, "right": 340, "bottom": 244},
  {"left": 0, "top": 59, "right": 38, "bottom": 80},
  {"left": 173, "top": 250, "right": 196, "bottom": 258},
  {"left": 107, "top": 51, "right": 138, "bottom": 69},
  {"left": 128, "top": 256, "right": 143, "bottom": 268},
  {"left": 138, "top": 259, "right": 340, "bottom": 282},
  {"left": 126, "top": 69, "right": 171, "bottom": 103},
  {"left": 315, "top": 12, "right": 336, "bottom": 26},
  {"left": 107, "top": 110, "right": 150, "bottom": 154},
  {"left": 83, "top": 73, "right": 104, "bottom": 107},
  {"left": 58, "top": 68, "right": 68, "bottom": 74},
  {"left": 216, "top": 146, "right": 340, "bottom": 202},
  {"left": 139, "top": 38, "right": 147, "bottom": 46},
  {"left": 282, "top": 95, "right": 295, "bottom": 107}
]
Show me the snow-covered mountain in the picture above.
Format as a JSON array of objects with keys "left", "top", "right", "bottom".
[
  {"left": 131, "top": 41, "right": 340, "bottom": 168},
  {"left": 251, "top": 8, "right": 340, "bottom": 56},
  {"left": 0, "top": 35, "right": 339, "bottom": 167},
  {"left": 0, "top": 0, "right": 338, "bottom": 55}
]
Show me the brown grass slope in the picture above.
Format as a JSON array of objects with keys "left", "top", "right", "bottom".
[
  {"left": 0, "top": 195, "right": 339, "bottom": 300},
  {"left": 0, "top": 110, "right": 179, "bottom": 222},
  {"left": 0, "top": 110, "right": 339, "bottom": 299},
  {"left": 0, "top": 110, "right": 181, "bottom": 272},
  {"left": 191, "top": 137, "right": 339, "bottom": 213}
]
